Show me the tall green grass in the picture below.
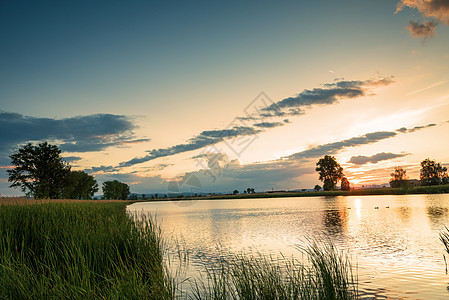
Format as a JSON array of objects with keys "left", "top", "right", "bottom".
[
  {"left": 0, "top": 202, "right": 174, "bottom": 299},
  {"left": 0, "top": 202, "right": 358, "bottom": 299},
  {"left": 189, "top": 240, "right": 357, "bottom": 300}
]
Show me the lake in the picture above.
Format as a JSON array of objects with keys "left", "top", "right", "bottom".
[{"left": 128, "top": 194, "right": 449, "bottom": 299}]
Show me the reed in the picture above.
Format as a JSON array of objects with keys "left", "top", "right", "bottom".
[
  {"left": 0, "top": 202, "right": 174, "bottom": 299},
  {"left": 0, "top": 201, "right": 358, "bottom": 299},
  {"left": 189, "top": 240, "right": 357, "bottom": 300}
]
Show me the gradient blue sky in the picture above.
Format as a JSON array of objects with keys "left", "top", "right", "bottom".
[{"left": 1, "top": 0, "right": 449, "bottom": 196}]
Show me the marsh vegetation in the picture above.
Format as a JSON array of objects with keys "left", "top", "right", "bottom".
[{"left": 0, "top": 201, "right": 359, "bottom": 299}]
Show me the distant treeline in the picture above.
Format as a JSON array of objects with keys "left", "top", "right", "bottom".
[{"left": 7, "top": 142, "right": 131, "bottom": 200}]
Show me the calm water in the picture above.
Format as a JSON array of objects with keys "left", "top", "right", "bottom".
[{"left": 128, "top": 194, "right": 449, "bottom": 299}]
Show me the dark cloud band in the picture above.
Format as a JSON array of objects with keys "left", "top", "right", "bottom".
[
  {"left": 0, "top": 111, "right": 148, "bottom": 164},
  {"left": 348, "top": 152, "right": 410, "bottom": 165}
]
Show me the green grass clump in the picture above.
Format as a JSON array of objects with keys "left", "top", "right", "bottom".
[
  {"left": 0, "top": 202, "right": 173, "bottom": 299},
  {"left": 189, "top": 240, "right": 357, "bottom": 300}
]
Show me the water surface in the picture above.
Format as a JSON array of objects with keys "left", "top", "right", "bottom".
[{"left": 128, "top": 194, "right": 449, "bottom": 299}]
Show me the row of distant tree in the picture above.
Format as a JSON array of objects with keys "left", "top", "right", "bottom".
[
  {"left": 232, "top": 188, "right": 256, "bottom": 195},
  {"left": 314, "top": 155, "right": 449, "bottom": 191},
  {"left": 390, "top": 158, "right": 448, "bottom": 188},
  {"left": 7, "top": 142, "right": 131, "bottom": 200}
]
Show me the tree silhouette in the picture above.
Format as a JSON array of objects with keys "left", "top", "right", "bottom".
[
  {"left": 390, "top": 167, "right": 408, "bottom": 188},
  {"left": 102, "top": 180, "right": 130, "bottom": 200},
  {"left": 7, "top": 142, "right": 71, "bottom": 199},
  {"left": 315, "top": 155, "right": 344, "bottom": 191},
  {"left": 420, "top": 158, "right": 448, "bottom": 186},
  {"left": 341, "top": 177, "right": 351, "bottom": 191},
  {"left": 62, "top": 170, "right": 98, "bottom": 199}
]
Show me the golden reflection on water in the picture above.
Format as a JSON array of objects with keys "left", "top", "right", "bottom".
[
  {"left": 355, "top": 198, "right": 362, "bottom": 220},
  {"left": 129, "top": 194, "right": 449, "bottom": 299}
]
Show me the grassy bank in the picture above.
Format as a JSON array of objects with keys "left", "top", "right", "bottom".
[
  {"left": 0, "top": 197, "right": 131, "bottom": 206},
  {"left": 0, "top": 202, "right": 173, "bottom": 299},
  {"left": 0, "top": 201, "right": 358, "bottom": 299},
  {"left": 136, "top": 184, "right": 449, "bottom": 203}
]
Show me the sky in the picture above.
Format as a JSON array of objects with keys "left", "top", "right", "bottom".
[{"left": 1, "top": 0, "right": 449, "bottom": 196}]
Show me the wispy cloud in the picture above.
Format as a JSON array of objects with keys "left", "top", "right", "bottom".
[
  {"left": 186, "top": 122, "right": 438, "bottom": 190},
  {"left": 253, "top": 121, "right": 286, "bottom": 128},
  {"left": 286, "top": 131, "right": 398, "bottom": 160},
  {"left": 89, "top": 121, "right": 443, "bottom": 192},
  {"left": 286, "top": 122, "right": 437, "bottom": 161},
  {"left": 263, "top": 78, "right": 394, "bottom": 116},
  {"left": 118, "top": 126, "right": 261, "bottom": 168},
  {"left": 348, "top": 152, "right": 410, "bottom": 165},
  {"left": 396, "top": 0, "right": 449, "bottom": 38},
  {"left": 114, "top": 77, "right": 393, "bottom": 169},
  {"left": 396, "top": 123, "right": 436, "bottom": 133},
  {"left": 396, "top": 0, "right": 449, "bottom": 25},
  {"left": 406, "top": 20, "right": 438, "bottom": 38},
  {"left": 85, "top": 165, "right": 120, "bottom": 173},
  {"left": 407, "top": 80, "right": 449, "bottom": 95},
  {"left": 62, "top": 156, "right": 82, "bottom": 163}
]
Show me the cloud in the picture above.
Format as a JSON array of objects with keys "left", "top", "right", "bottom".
[
  {"left": 263, "top": 77, "right": 394, "bottom": 115},
  {"left": 89, "top": 121, "right": 443, "bottom": 194},
  {"left": 62, "top": 156, "right": 82, "bottom": 163},
  {"left": 396, "top": 123, "right": 436, "bottom": 133},
  {"left": 348, "top": 152, "right": 410, "bottom": 165},
  {"left": 118, "top": 126, "right": 261, "bottom": 168},
  {"left": 142, "top": 163, "right": 174, "bottom": 171},
  {"left": 406, "top": 20, "right": 438, "bottom": 38},
  {"left": 253, "top": 121, "right": 286, "bottom": 128},
  {"left": 287, "top": 131, "right": 398, "bottom": 160},
  {"left": 60, "top": 138, "right": 150, "bottom": 152},
  {"left": 0, "top": 111, "right": 147, "bottom": 155},
  {"left": 396, "top": 0, "right": 449, "bottom": 38},
  {"left": 85, "top": 165, "right": 120, "bottom": 173},
  {"left": 396, "top": 0, "right": 449, "bottom": 25},
  {"left": 286, "top": 121, "right": 437, "bottom": 161},
  {"left": 114, "top": 77, "right": 393, "bottom": 169},
  {"left": 176, "top": 159, "right": 314, "bottom": 193}
]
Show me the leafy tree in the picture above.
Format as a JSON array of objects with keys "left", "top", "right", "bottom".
[
  {"left": 102, "top": 180, "right": 130, "bottom": 200},
  {"left": 62, "top": 170, "right": 98, "bottom": 199},
  {"left": 316, "top": 155, "right": 344, "bottom": 191},
  {"left": 233, "top": 189, "right": 239, "bottom": 195},
  {"left": 7, "top": 142, "right": 71, "bottom": 199},
  {"left": 341, "top": 177, "right": 351, "bottom": 191},
  {"left": 314, "top": 185, "right": 321, "bottom": 191},
  {"left": 389, "top": 167, "right": 408, "bottom": 188},
  {"left": 420, "top": 158, "right": 448, "bottom": 186}
]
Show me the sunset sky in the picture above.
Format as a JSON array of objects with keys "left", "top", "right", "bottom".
[{"left": 1, "top": 0, "right": 449, "bottom": 196}]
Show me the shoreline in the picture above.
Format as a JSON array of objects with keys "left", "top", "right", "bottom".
[
  {"left": 2, "top": 184, "right": 448, "bottom": 205},
  {"left": 128, "top": 184, "right": 449, "bottom": 203}
]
